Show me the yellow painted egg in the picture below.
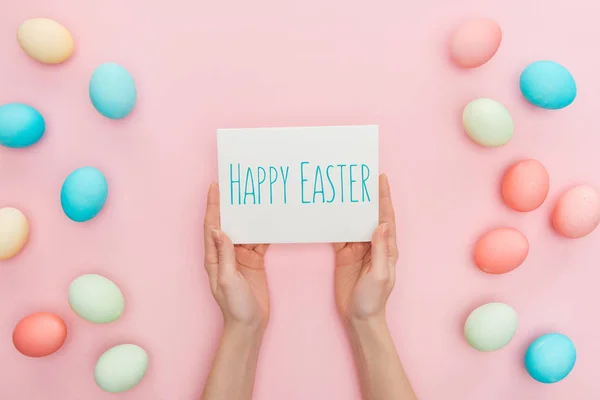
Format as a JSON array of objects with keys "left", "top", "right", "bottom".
[
  {"left": 0, "top": 207, "right": 29, "bottom": 260},
  {"left": 17, "top": 18, "right": 74, "bottom": 64}
]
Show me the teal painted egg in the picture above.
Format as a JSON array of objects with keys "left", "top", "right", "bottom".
[
  {"left": 61, "top": 167, "right": 108, "bottom": 222},
  {"left": 68, "top": 274, "right": 124, "bottom": 323},
  {"left": 525, "top": 333, "right": 576, "bottom": 383},
  {"left": 520, "top": 61, "right": 576, "bottom": 109},
  {"left": 95, "top": 344, "right": 148, "bottom": 393},
  {"left": 0, "top": 103, "right": 45, "bottom": 148},
  {"left": 89, "top": 63, "right": 137, "bottom": 119}
]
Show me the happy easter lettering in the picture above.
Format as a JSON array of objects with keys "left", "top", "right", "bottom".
[{"left": 228, "top": 162, "right": 372, "bottom": 205}]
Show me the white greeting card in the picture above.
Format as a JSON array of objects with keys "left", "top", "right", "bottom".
[{"left": 217, "top": 125, "right": 379, "bottom": 244}]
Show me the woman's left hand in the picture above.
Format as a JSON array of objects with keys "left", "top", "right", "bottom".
[{"left": 204, "top": 183, "right": 270, "bottom": 331}]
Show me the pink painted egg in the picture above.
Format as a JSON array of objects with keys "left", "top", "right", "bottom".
[
  {"left": 449, "top": 18, "right": 502, "bottom": 68},
  {"left": 474, "top": 228, "right": 529, "bottom": 274},
  {"left": 501, "top": 159, "right": 549, "bottom": 212},
  {"left": 553, "top": 185, "right": 600, "bottom": 238}
]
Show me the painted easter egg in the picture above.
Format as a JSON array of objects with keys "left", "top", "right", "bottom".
[
  {"left": 463, "top": 98, "right": 514, "bottom": 147},
  {"left": 61, "top": 167, "right": 108, "bottom": 222},
  {"left": 89, "top": 63, "right": 137, "bottom": 119},
  {"left": 464, "top": 302, "right": 518, "bottom": 352},
  {"left": 69, "top": 274, "right": 124, "bottom": 323},
  {"left": 502, "top": 159, "right": 549, "bottom": 212},
  {"left": 95, "top": 344, "right": 148, "bottom": 393},
  {"left": 474, "top": 228, "right": 528, "bottom": 274},
  {"left": 525, "top": 333, "right": 576, "bottom": 383},
  {"left": 520, "top": 61, "right": 576, "bottom": 109},
  {"left": 0, "top": 103, "right": 45, "bottom": 148},
  {"left": 449, "top": 18, "right": 502, "bottom": 68},
  {"left": 553, "top": 185, "right": 600, "bottom": 238},
  {"left": 17, "top": 18, "right": 74, "bottom": 64},
  {"left": 13, "top": 312, "right": 67, "bottom": 357},
  {"left": 0, "top": 207, "right": 29, "bottom": 260}
]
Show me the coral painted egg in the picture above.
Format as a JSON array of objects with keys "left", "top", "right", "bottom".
[
  {"left": 525, "top": 333, "right": 576, "bottom": 383},
  {"left": 463, "top": 98, "right": 514, "bottom": 147},
  {"left": 17, "top": 18, "right": 74, "bottom": 64},
  {"left": 95, "top": 344, "right": 148, "bottom": 393},
  {"left": 449, "top": 18, "right": 502, "bottom": 68},
  {"left": 89, "top": 63, "right": 137, "bottom": 119},
  {"left": 0, "top": 207, "right": 29, "bottom": 260},
  {"left": 69, "top": 274, "right": 125, "bottom": 324},
  {"left": 520, "top": 61, "right": 576, "bottom": 109},
  {"left": 464, "top": 302, "right": 518, "bottom": 352},
  {"left": 552, "top": 185, "right": 600, "bottom": 238},
  {"left": 501, "top": 159, "right": 549, "bottom": 212},
  {"left": 474, "top": 228, "right": 528, "bottom": 274},
  {"left": 13, "top": 312, "right": 67, "bottom": 357},
  {"left": 0, "top": 103, "right": 45, "bottom": 148},
  {"left": 61, "top": 166, "right": 108, "bottom": 222}
]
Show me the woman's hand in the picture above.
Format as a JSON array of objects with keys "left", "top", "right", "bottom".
[
  {"left": 333, "top": 174, "right": 398, "bottom": 323},
  {"left": 204, "top": 183, "right": 270, "bottom": 331}
]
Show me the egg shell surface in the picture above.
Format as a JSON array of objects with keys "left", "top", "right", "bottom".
[
  {"left": 525, "top": 333, "right": 576, "bottom": 383},
  {"left": 464, "top": 302, "right": 518, "bottom": 352},
  {"left": 13, "top": 312, "right": 67, "bottom": 357},
  {"left": 61, "top": 167, "right": 108, "bottom": 222},
  {"left": 69, "top": 274, "right": 125, "bottom": 323},
  {"left": 17, "top": 18, "right": 74, "bottom": 64},
  {"left": 0, "top": 207, "right": 29, "bottom": 260},
  {"left": 474, "top": 227, "right": 528, "bottom": 274},
  {"left": 449, "top": 18, "right": 502, "bottom": 68},
  {"left": 501, "top": 159, "right": 549, "bottom": 212},
  {"left": 0, "top": 103, "right": 45, "bottom": 148},
  {"left": 95, "top": 344, "right": 148, "bottom": 393},
  {"left": 520, "top": 61, "right": 576, "bottom": 109},
  {"left": 89, "top": 63, "right": 137, "bottom": 119},
  {"left": 552, "top": 185, "right": 600, "bottom": 238},
  {"left": 463, "top": 98, "right": 514, "bottom": 147}
]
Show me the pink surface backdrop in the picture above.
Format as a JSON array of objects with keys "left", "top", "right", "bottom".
[{"left": 1, "top": 0, "right": 599, "bottom": 399}]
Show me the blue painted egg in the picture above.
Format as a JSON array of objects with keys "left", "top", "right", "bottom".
[
  {"left": 89, "top": 63, "right": 137, "bottom": 119},
  {"left": 525, "top": 333, "right": 576, "bottom": 383},
  {"left": 0, "top": 103, "right": 45, "bottom": 148},
  {"left": 520, "top": 61, "right": 576, "bottom": 109},
  {"left": 61, "top": 167, "right": 108, "bottom": 222}
]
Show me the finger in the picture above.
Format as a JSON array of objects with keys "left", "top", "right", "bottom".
[
  {"left": 204, "top": 183, "right": 221, "bottom": 270},
  {"left": 212, "top": 229, "right": 238, "bottom": 284},
  {"left": 333, "top": 243, "right": 347, "bottom": 252},
  {"left": 378, "top": 174, "right": 398, "bottom": 258},
  {"left": 254, "top": 244, "right": 270, "bottom": 257},
  {"left": 369, "top": 223, "right": 390, "bottom": 282}
]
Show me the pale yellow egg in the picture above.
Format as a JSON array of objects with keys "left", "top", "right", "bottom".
[
  {"left": 0, "top": 207, "right": 29, "bottom": 260},
  {"left": 17, "top": 18, "right": 74, "bottom": 64}
]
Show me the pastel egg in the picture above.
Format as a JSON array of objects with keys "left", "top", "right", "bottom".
[
  {"left": 17, "top": 18, "right": 74, "bottom": 64},
  {"left": 95, "top": 344, "right": 148, "bottom": 393},
  {"left": 552, "top": 185, "right": 600, "bottom": 238},
  {"left": 0, "top": 103, "right": 45, "bottom": 148},
  {"left": 449, "top": 18, "right": 502, "bottom": 68},
  {"left": 464, "top": 302, "right": 518, "bottom": 352},
  {"left": 13, "top": 312, "right": 67, "bottom": 357},
  {"left": 474, "top": 228, "right": 528, "bottom": 274},
  {"left": 61, "top": 167, "right": 108, "bottom": 222},
  {"left": 89, "top": 63, "right": 137, "bottom": 119},
  {"left": 0, "top": 207, "right": 29, "bottom": 260},
  {"left": 525, "top": 333, "right": 576, "bottom": 383},
  {"left": 69, "top": 274, "right": 125, "bottom": 323},
  {"left": 463, "top": 98, "right": 514, "bottom": 147},
  {"left": 520, "top": 61, "right": 576, "bottom": 109},
  {"left": 502, "top": 159, "right": 550, "bottom": 212}
]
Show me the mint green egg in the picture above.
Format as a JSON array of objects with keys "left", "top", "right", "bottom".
[
  {"left": 464, "top": 302, "right": 518, "bottom": 352},
  {"left": 463, "top": 98, "right": 514, "bottom": 147},
  {"left": 95, "top": 344, "right": 148, "bottom": 393},
  {"left": 68, "top": 274, "right": 124, "bottom": 324}
]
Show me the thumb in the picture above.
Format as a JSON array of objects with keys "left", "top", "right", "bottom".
[
  {"left": 370, "top": 223, "right": 390, "bottom": 282},
  {"left": 212, "top": 229, "right": 238, "bottom": 283}
]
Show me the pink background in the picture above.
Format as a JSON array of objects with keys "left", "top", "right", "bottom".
[{"left": 1, "top": 0, "right": 599, "bottom": 399}]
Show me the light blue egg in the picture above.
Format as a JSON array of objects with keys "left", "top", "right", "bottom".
[
  {"left": 520, "top": 61, "right": 576, "bottom": 109},
  {"left": 89, "top": 63, "right": 137, "bottom": 119},
  {"left": 0, "top": 103, "right": 45, "bottom": 148},
  {"left": 525, "top": 333, "right": 576, "bottom": 384},
  {"left": 61, "top": 167, "right": 108, "bottom": 222}
]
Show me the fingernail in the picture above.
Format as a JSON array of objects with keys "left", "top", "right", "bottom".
[
  {"left": 211, "top": 229, "right": 221, "bottom": 243},
  {"left": 381, "top": 223, "right": 389, "bottom": 237}
]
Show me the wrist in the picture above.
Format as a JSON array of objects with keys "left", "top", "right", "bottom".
[{"left": 224, "top": 319, "right": 267, "bottom": 341}]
